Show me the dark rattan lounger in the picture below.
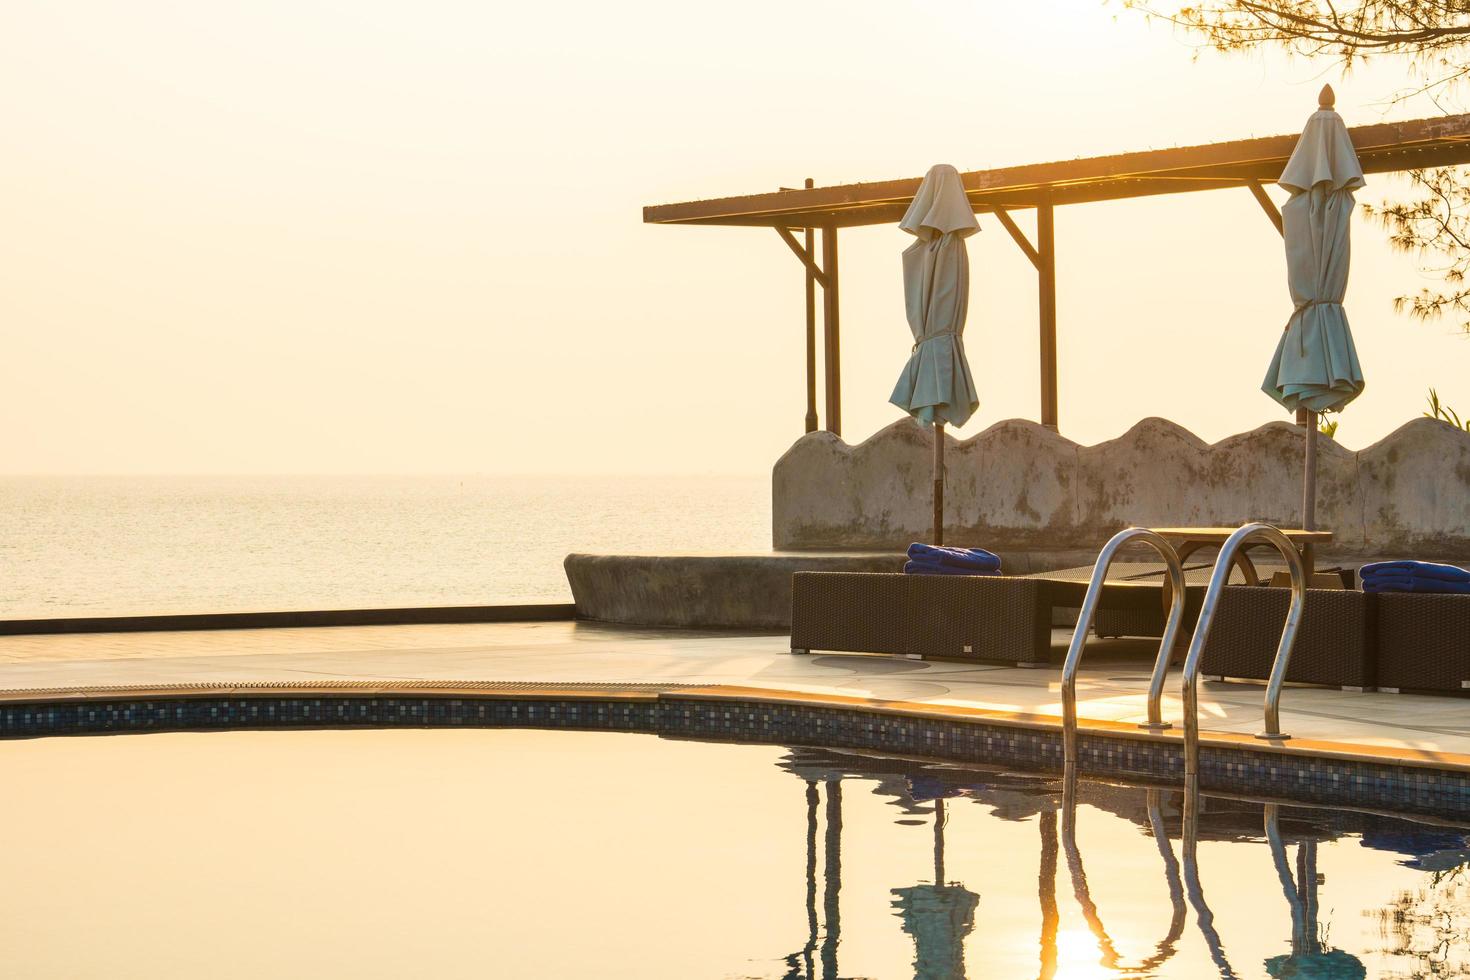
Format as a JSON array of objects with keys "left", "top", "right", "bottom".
[
  {"left": 1374, "top": 592, "right": 1470, "bottom": 694},
  {"left": 789, "top": 570, "right": 1203, "bottom": 667},
  {"left": 790, "top": 570, "right": 1375, "bottom": 688},
  {"left": 1197, "top": 586, "right": 1375, "bottom": 690}
]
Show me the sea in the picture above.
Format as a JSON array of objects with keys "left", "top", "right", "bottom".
[{"left": 0, "top": 476, "right": 770, "bottom": 618}]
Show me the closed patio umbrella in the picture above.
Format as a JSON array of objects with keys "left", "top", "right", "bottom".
[
  {"left": 1263, "top": 805, "right": 1366, "bottom": 979},
  {"left": 890, "top": 164, "right": 981, "bottom": 545},
  {"left": 890, "top": 795, "right": 980, "bottom": 979},
  {"left": 1262, "top": 85, "right": 1365, "bottom": 558}
]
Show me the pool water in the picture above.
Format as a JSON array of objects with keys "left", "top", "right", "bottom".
[{"left": 0, "top": 728, "right": 1464, "bottom": 979}]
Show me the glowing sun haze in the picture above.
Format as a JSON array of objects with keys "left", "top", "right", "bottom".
[{"left": 3, "top": 0, "right": 1466, "bottom": 474}]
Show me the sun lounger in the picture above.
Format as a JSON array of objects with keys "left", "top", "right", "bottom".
[
  {"left": 790, "top": 572, "right": 1052, "bottom": 663},
  {"left": 1197, "top": 586, "right": 1375, "bottom": 690},
  {"left": 789, "top": 570, "right": 1202, "bottom": 666},
  {"left": 1374, "top": 592, "right": 1470, "bottom": 694},
  {"left": 791, "top": 567, "right": 1376, "bottom": 688}
]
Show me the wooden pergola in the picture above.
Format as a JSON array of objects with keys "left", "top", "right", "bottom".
[{"left": 644, "top": 110, "right": 1470, "bottom": 436}]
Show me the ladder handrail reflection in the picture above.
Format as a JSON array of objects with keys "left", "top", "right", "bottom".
[
  {"left": 1056, "top": 773, "right": 1189, "bottom": 975},
  {"left": 1037, "top": 809, "right": 1059, "bottom": 980},
  {"left": 1136, "top": 788, "right": 1188, "bottom": 973},
  {"left": 1265, "top": 803, "right": 1310, "bottom": 952},
  {"left": 1182, "top": 782, "right": 1240, "bottom": 979},
  {"left": 1060, "top": 772, "right": 1121, "bottom": 968}
]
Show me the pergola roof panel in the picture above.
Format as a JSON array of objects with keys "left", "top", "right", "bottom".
[{"left": 644, "top": 112, "right": 1470, "bottom": 228}]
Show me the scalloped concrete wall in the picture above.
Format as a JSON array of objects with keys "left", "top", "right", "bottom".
[{"left": 773, "top": 416, "right": 1470, "bottom": 558}]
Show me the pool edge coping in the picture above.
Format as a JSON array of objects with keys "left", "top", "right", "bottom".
[{"left": 2, "top": 678, "right": 1466, "bottom": 776}]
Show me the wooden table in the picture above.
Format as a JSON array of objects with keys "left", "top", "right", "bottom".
[{"left": 1150, "top": 526, "right": 1334, "bottom": 586}]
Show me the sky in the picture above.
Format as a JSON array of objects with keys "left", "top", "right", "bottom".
[{"left": 3, "top": 0, "right": 1468, "bottom": 475}]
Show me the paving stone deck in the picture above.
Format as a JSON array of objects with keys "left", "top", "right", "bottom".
[{"left": 0, "top": 621, "right": 1464, "bottom": 762}]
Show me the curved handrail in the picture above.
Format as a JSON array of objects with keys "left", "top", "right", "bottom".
[
  {"left": 1062, "top": 527, "right": 1187, "bottom": 771},
  {"left": 1180, "top": 523, "right": 1307, "bottom": 777}
]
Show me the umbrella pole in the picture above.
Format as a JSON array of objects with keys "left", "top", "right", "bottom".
[
  {"left": 933, "top": 797, "right": 945, "bottom": 885},
  {"left": 933, "top": 421, "right": 945, "bottom": 546},
  {"left": 1297, "top": 408, "right": 1317, "bottom": 574}
]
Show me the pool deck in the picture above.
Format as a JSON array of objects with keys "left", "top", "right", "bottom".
[{"left": 0, "top": 620, "right": 1465, "bottom": 771}]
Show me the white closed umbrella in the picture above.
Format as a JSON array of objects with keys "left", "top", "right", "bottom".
[
  {"left": 1262, "top": 85, "right": 1366, "bottom": 562},
  {"left": 889, "top": 164, "right": 981, "bottom": 544}
]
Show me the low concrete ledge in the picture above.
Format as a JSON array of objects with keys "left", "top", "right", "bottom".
[
  {"left": 564, "top": 553, "right": 905, "bottom": 629},
  {"left": 0, "top": 603, "right": 576, "bottom": 637}
]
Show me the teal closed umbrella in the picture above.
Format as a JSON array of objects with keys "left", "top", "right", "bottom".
[
  {"left": 890, "top": 797, "right": 980, "bottom": 980},
  {"left": 1262, "top": 86, "right": 1365, "bottom": 554},
  {"left": 889, "top": 164, "right": 980, "bottom": 545},
  {"left": 1263, "top": 806, "right": 1366, "bottom": 979}
]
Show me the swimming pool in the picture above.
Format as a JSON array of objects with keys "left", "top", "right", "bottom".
[{"left": 1, "top": 728, "right": 1462, "bottom": 978}]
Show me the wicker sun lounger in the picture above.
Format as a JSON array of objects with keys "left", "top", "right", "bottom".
[
  {"left": 1197, "top": 586, "right": 1375, "bottom": 690},
  {"left": 1374, "top": 592, "right": 1470, "bottom": 694},
  {"left": 789, "top": 570, "right": 1204, "bottom": 667},
  {"left": 790, "top": 569, "right": 1376, "bottom": 688}
]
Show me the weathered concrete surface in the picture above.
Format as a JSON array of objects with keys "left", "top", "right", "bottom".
[
  {"left": 774, "top": 416, "right": 1470, "bottom": 559},
  {"left": 563, "top": 553, "right": 905, "bottom": 629}
]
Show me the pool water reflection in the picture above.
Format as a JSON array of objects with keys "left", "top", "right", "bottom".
[{"left": 0, "top": 728, "right": 1463, "bottom": 978}]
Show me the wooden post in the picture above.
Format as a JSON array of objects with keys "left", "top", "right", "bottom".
[
  {"left": 821, "top": 226, "right": 841, "bottom": 436},
  {"left": 821, "top": 779, "right": 842, "bottom": 980},
  {"left": 1037, "top": 191, "right": 1058, "bottom": 430},
  {"left": 933, "top": 422, "right": 945, "bottom": 545},
  {"left": 803, "top": 179, "right": 818, "bottom": 433}
]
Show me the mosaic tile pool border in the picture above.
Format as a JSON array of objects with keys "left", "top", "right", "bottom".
[{"left": 0, "top": 690, "right": 1464, "bottom": 820}]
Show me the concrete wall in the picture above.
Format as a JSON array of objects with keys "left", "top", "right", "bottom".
[
  {"left": 564, "top": 552, "right": 905, "bottom": 629},
  {"left": 774, "top": 416, "right": 1470, "bottom": 559}
]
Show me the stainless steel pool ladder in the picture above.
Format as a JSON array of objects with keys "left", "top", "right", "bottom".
[
  {"left": 1180, "top": 522, "right": 1307, "bottom": 787},
  {"left": 1061, "top": 527, "right": 1188, "bottom": 773},
  {"left": 1063, "top": 522, "right": 1309, "bottom": 780}
]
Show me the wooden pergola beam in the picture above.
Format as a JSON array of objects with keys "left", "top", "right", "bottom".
[{"left": 644, "top": 112, "right": 1470, "bottom": 229}]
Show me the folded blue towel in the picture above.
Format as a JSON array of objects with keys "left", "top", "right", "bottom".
[
  {"left": 1360, "top": 560, "right": 1470, "bottom": 583},
  {"left": 1362, "top": 574, "right": 1470, "bottom": 595},
  {"left": 903, "top": 559, "right": 1000, "bottom": 576},
  {"left": 906, "top": 543, "right": 1002, "bottom": 573}
]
